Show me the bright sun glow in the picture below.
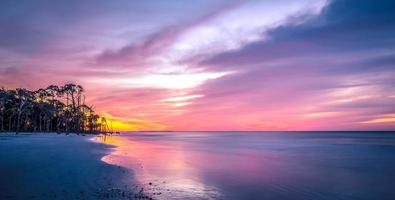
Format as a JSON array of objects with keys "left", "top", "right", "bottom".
[
  {"left": 162, "top": 94, "right": 204, "bottom": 102},
  {"left": 95, "top": 72, "right": 232, "bottom": 89}
]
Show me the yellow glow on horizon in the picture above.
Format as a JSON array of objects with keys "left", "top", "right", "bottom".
[
  {"left": 110, "top": 120, "right": 140, "bottom": 131},
  {"left": 100, "top": 111, "right": 171, "bottom": 131}
]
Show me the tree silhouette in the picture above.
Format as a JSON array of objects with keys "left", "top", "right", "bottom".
[{"left": 0, "top": 84, "right": 108, "bottom": 134}]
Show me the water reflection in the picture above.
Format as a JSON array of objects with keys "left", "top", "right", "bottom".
[
  {"left": 96, "top": 134, "right": 222, "bottom": 200},
  {"left": 96, "top": 132, "right": 395, "bottom": 200}
]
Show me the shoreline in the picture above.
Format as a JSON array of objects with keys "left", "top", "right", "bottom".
[{"left": 0, "top": 133, "right": 151, "bottom": 200}]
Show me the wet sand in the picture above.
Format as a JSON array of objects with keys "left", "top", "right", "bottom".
[{"left": 0, "top": 133, "right": 150, "bottom": 200}]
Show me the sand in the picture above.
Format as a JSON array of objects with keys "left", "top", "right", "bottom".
[{"left": 0, "top": 133, "right": 150, "bottom": 200}]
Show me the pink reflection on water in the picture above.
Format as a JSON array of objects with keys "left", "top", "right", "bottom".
[
  {"left": 93, "top": 132, "right": 395, "bottom": 200},
  {"left": 96, "top": 135, "right": 223, "bottom": 200}
]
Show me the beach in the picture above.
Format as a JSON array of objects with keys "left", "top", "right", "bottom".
[
  {"left": 1, "top": 132, "right": 395, "bottom": 200},
  {"left": 0, "top": 133, "right": 149, "bottom": 200}
]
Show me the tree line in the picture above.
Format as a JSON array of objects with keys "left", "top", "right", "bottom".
[{"left": 0, "top": 83, "right": 111, "bottom": 134}]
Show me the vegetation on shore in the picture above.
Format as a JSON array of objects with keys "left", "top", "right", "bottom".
[{"left": 0, "top": 83, "right": 111, "bottom": 134}]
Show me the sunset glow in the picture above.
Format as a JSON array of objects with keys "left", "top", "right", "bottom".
[{"left": 1, "top": 0, "right": 394, "bottom": 131}]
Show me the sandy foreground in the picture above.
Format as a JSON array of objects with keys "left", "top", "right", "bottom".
[{"left": 0, "top": 133, "right": 151, "bottom": 200}]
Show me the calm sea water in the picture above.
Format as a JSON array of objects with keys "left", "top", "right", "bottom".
[{"left": 99, "top": 131, "right": 395, "bottom": 200}]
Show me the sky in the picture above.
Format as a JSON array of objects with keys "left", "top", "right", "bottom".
[{"left": 0, "top": 0, "right": 394, "bottom": 131}]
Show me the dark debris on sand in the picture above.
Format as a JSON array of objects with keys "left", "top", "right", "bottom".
[{"left": 94, "top": 186, "right": 154, "bottom": 200}]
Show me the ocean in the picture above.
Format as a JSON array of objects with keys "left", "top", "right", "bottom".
[{"left": 100, "top": 131, "right": 395, "bottom": 200}]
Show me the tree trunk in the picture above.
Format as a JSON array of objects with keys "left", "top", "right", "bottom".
[
  {"left": 0, "top": 114, "right": 4, "bottom": 132},
  {"left": 46, "top": 117, "right": 50, "bottom": 132},
  {"left": 71, "top": 92, "right": 76, "bottom": 112},
  {"left": 49, "top": 118, "right": 54, "bottom": 132},
  {"left": 34, "top": 116, "right": 38, "bottom": 132},
  {"left": 23, "top": 112, "right": 28, "bottom": 131},
  {"left": 16, "top": 113, "right": 21, "bottom": 134},
  {"left": 8, "top": 116, "right": 12, "bottom": 132},
  {"left": 66, "top": 117, "right": 69, "bottom": 133},
  {"left": 56, "top": 118, "right": 60, "bottom": 133},
  {"left": 39, "top": 114, "right": 42, "bottom": 132}
]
